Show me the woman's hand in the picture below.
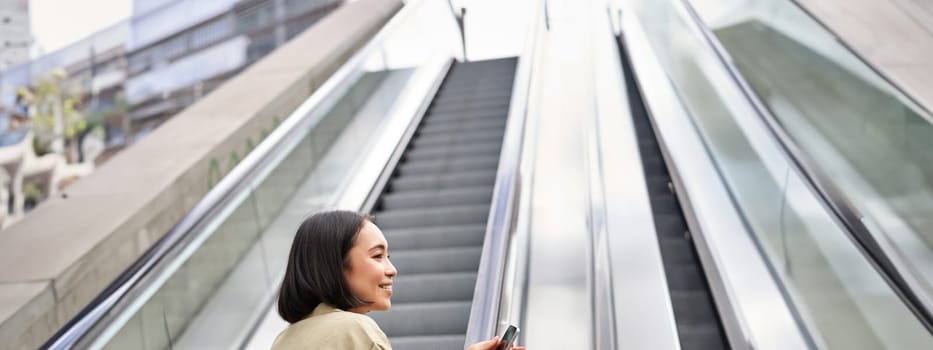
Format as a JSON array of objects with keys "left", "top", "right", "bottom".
[{"left": 466, "top": 337, "right": 526, "bottom": 350}]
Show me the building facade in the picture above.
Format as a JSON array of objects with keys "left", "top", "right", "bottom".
[
  {"left": 0, "top": 21, "right": 129, "bottom": 147},
  {"left": 0, "top": 0, "right": 30, "bottom": 68},
  {"left": 126, "top": 0, "right": 341, "bottom": 135}
]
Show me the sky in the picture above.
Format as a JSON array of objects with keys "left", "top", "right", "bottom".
[{"left": 29, "top": 0, "right": 131, "bottom": 56}]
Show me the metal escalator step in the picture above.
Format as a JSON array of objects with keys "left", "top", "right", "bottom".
[
  {"left": 374, "top": 205, "right": 490, "bottom": 229},
  {"left": 382, "top": 224, "right": 486, "bottom": 250},
  {"left": 389, "top": 246, "right": 483, "bottom": 275},
  {"left": 645, "top": 176, "right": 671, "bottom": 194},
  {"left": 426, "top": 110, "right": 508, "bottom": 122},
  {"left": 416, "top": 125, "right": 506, "bottom": 141},
  {"left": 670, "top": 290, "right": 718, "bottom": 327},
  {"left": 390, "top": 272, "right": 477, "bottom": 303},
  {"left": 643, "top": 155, "right": 666, "bottom": 175},
  {"left": 413, "top": 129, "right": 505, "bottom": 147},
  {"left": 390, "top": 171, "right": 497, "bottom": 192},
  {"left": 402, "top": 148, "right": 502, "bottom": 166},
  {"left": 659, "top": 238, "right": 699, "bottom": 266},
  {"left": 397, "top": 155, "right": 500, "bottom": 176},
  {"left": 428, "top": 103, "right": 509, "bottom": 116},
  {"left": 419, "top": 119, "right": 509, "bottom": 135},
  {"left": 678, "top": 324, "right": 727, "bottom": 350},
  {"left": 418, "top": 123, "right": 505, "bottom": 136},
  {"left": 422, "top": 112, "right": 506, "bottom": 126},
  {"left": 654, "top": 214, "right": 688, "bottom": 240},
  {"left": 665, "top": 264, "right": 706, "bottom": 291},
  {"left": 432, "top": 94, "right": 511, "bottom": 108},
  {"left": 439, "top": 83, "right": 513, "bottom": 94},
  {"left": 431, "top": 93, "right": 511, "bottom": 106},
  {"left": 370, "top": 301, "right": 472, "bottom": 338},
  {"left": 640, "top": 150, "right": 663, "bottom": 164},
  {"left": 650, "top": 195, "right": 678, "bottom": 215},
  {"left": 429, "top": 101, "right": 511, "bottom": 115},
  {"left": 388, "top": 334, "right": 465, "bottom": 350},
  {"left": 405, "top": 143, "right": 501, "bottom": 162},
  {"left": 382, "top": 186, "right": 494, "bottom": 210}
]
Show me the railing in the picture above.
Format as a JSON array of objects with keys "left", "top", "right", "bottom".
[
  {"left": 682, "top": 0, "right": 933, "bottom": 327},
  {"left": 41, "top": 0, "right": 467, "bottom": 348},
  {"left": 463, "top": 0, "right": 547, "bottom": 345},
  {"left": 623, "top": 0, "right": 933, "bottom": 348}
]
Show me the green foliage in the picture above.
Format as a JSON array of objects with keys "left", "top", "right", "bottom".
[{"left": 16, "top": 69, "right": 88, "bottom": 158}]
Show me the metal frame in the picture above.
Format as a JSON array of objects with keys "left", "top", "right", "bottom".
[
  {"left": 463, "top": 0, "right": 544, "bottom": 345},
  {"left": 591, "top": 5, "right": 680, "bottom": 349}
]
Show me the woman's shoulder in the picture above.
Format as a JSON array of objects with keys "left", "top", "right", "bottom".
[{"left": 272, "top": 307, "right": 391, "bottom": 350}]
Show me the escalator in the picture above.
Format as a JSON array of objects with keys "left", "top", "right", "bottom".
[
  {"left": 364, "top": 57, "right": 517, "bottom": 350},
  {"left": 618, "top": 34, "right": 729, "bottom": 350}
]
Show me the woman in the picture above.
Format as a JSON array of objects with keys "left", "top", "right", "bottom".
[{"left": 273, "top": 210, "right": 524, "bottom": 350}]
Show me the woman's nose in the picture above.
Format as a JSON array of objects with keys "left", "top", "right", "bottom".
[{"left": 386, "top": 259, "right": 398, "bottom": 277}]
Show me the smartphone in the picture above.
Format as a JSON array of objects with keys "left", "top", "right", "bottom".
[{"left": 497, "top": 325, "right": 519, "bottom": 350}]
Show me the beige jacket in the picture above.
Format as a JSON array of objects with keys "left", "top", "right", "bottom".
[{"left": 271, "top": 304, "right": 392, "bottom": 350}]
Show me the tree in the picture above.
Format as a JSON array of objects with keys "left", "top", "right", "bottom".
[{"left": 16, "top": 69, "right": 87, "bottom": 162}]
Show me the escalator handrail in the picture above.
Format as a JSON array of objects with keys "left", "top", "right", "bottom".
[
  {"left": 673, "top": 0, "right": 933, "bottom": 333},
  {"left": 41, "top": 4, "right": 417, "bottom": 348},
  {"left": 462, "top": 0, "right": 547, "bottom": 345}
]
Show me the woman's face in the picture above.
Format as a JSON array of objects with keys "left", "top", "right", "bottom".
[{"left": 345, "top": 221, "right": 397, "bottom": 314}]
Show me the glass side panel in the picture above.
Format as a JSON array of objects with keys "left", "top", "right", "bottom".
[
  {"left": 629, "top": 0, "right": 933, "bottom": 348},
  {"left": 86, "top": 1, "right": 462, "bottom": 348},
  {"left": 690, "top": 0, "right": 933, "bottom": 325}
]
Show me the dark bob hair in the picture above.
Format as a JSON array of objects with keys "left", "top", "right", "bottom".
[{"left": 277, "top": 210, "right": 373, "bottom": 323}]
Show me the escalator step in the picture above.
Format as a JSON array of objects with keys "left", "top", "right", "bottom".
[
  {"left": 397, "top": 155, "right": 500, "bottom": 176},
  {"left": 439, "top": 84, "right": 514, "bottom": 95},
  {"left": 413, "top": 130, "right": 506, "bottom": 147},
  {"left": 658, "top": 239, "right": 699, "bottom": 266},
  {"left": 405, "top": 142, "right": 501, "bottom": 162},
  {"left": 670, "top": 290, "right": 719, "bottom": 326},
  {"left": 370, "top": 301, "right": 472, "bottom": 337},
  {"left": 418, "top": 121, "right": 505, "bottom": 136},
  {"left": 403, "top": 148, "right": 502, "bottom": 165},
  {"left": 382, "top": 224, "right": 486, "bottom": 250},
  {"left": 419, "top": 119, "right": 508, "bottom": 135},
  {"left": 650, "top": 195, "right": 679, "bottom": 215},
  {"left": 382, "top": 186, "right": 494, "bottom": 210},
  {"left": 429, "top": 95, "right": 511, "bottom": 109},
  {"left": 390, "top": 171, "right": 497, "bottom": 192},
  {"left": 388, "top": 335, "right": 466, "bottom": 350},
  {"left": 678, "top": 324, "right": 727, "bottom": 350},
  {"left": 645, "top": 176, "right": 671, "bottom": 194},
  {"left": 389, "top": 246, "right": 482, "bottom": 275},
  {"left": 425, "top": 109, "right": 508, "bottom": 122},
  {"left": 643, "top": 156, "right": 667, "bottom": 176},
  {"left": 374, "top": 205, "right": 490, "bottom": 229},
  {"left": 654, "top": 214, "right": 688, "bottom": 240},
  {"left": 429, "top": 103, "right": 509, "bottom": 116},
  {"left": 422, "top": 114, "right": 506, "bottom": 129},
  {"left": 390, "top": 272, "right": 477, "bottom": 303},
  {"left": 431, "top": 94, "right": 511, "bottom": 108},
  {"left": 665, "top": 264, "right": 706, "bottom": 291}
]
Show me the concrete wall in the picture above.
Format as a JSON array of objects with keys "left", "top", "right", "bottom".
[{"left": 0, "top": 0, "right": 402, "bottom": 348}]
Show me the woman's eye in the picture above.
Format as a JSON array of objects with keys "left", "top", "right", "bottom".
[{"left": 373, "top": 254, "right": 383, "bottom": 259}]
